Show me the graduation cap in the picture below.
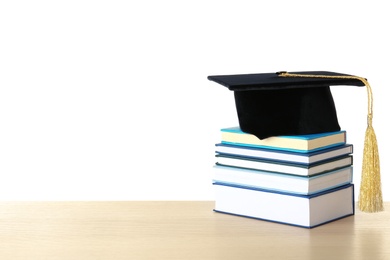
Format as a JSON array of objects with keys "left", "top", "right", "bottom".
[{"left": 208, "top": 71, "right": 383, "bottom": 213}]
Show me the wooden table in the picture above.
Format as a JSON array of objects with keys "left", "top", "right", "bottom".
[{"left": 0, "top": 201, "right": 389, "bottom": 259}]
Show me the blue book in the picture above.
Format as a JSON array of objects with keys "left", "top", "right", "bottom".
[
  {"left": 215, "top": 154, "right": 353, "bottom": 176},
  {"left": 212, "top": 164, "right": 353, "bottom": 195},
  {"left": 213, "top": 183, "right": 355, "bottom": 228},
  {"left": 215, "top": 143, "right": 353, "bottom": 165},
  {"left": 221, "top": 126, "right": 346, "bottom": 153}
]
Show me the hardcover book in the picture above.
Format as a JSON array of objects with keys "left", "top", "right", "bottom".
[
  {"left": 213, "top": 165, "right": 353, "bottom": 195},
  {"left": 215, "top": 143, "right": 353, "bottom": 165},
  {"left": 221, "top": 127, "right": 346, "bottom": 153},
  {"left": 215, "top": 154, "right": 353, "bottom": 176},
  {"left": 213, "top": 183, "right": 355, "bottom": 228}
]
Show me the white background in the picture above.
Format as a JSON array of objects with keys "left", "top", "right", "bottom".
[{"left": 1, "top": 0, "right": 389, "bottom": 201}]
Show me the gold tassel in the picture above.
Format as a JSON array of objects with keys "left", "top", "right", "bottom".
[
  {"left": 358, "top": 84, "right": 383, "bottom": 212},
  {"left": 279, "top": 72, "right": 383, "bottom": 213}
]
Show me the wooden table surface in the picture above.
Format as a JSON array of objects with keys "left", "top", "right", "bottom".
[{"left": 0, "top": 201, "right": 389, "bottom": 260}]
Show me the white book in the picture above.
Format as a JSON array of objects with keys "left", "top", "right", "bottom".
[
  {"left": 213, "top": 165, "right": 353, "bottom": 195},
  {"left": 213, "top": 183, "right": 354, "bottom": 228}
]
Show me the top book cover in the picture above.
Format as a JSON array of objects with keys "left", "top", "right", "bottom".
[{"left": 221, "top": 127, "right": 346, "bottom": 153}]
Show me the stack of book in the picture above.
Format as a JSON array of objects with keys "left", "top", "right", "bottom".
[{"left": 213, "top": 126, "right": 355, "bottom": 228}]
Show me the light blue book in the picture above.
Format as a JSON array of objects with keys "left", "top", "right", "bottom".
[
  {"left": 221, "top": 126, "right": 346, "bottom": 153},
  {"left": 212, "top": 164, "right": 353, "bottom": 195}
]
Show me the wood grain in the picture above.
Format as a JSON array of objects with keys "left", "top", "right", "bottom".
[{"left": 0, "top": 201, "right": 389, "bottom": 259}]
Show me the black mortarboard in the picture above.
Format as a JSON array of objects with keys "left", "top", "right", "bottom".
[
  {"left": 208, "top": 70, "right": 383, "bottom": 213},
  {"left": 208, "top": 71, "right": 364, "bottom": 140}
]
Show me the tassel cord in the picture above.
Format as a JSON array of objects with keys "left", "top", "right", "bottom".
[
  {"left": 279, "top": 72, "right": 383, "bottom": 212},
  {"left": 278, "top": 72, "right": 373, "bottom": 119}
]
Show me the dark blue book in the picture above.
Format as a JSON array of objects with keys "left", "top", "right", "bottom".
[
  {"left": 215, "top": 143, "right": 353, "bottom": 165},
  {"left": 215, "top": 154, "right": 353, "bottom": 176}
]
